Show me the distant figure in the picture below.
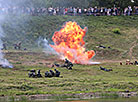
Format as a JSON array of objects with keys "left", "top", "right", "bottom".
[
  {"left": 126, "top": 59, "right": 130, "bottom": 65},
  {"left": 51, "top": 64, "right": 55, "bottom": 68},
  {"left": 100, "top": 66, "right": 112, "bottom": 72},
  {"left": 129, "top": 62, "right": 133, "bottom": 65},
  {"left": 24, "top": 48, "right": 27, "bottom": 51},
  {"left": 14, "top": 42, "right": 22, "bottom": 50},
  {"left": 2, "top": 43, "right": 7, "bottom": 50},
  {"left": 120, "top": 62, "right": 123, "bottom": 65},
  {"left": 99, "top": 45, "right": 106, "bottom": 49},
  {"left": 134, "top": 61, "right": 138, "bottom": 65},
  {"left": 54, "top": 63, "right": 60, "bottom": 67}
]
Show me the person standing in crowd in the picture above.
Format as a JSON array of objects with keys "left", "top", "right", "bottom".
[
  {"left": 128, "top": 6, "right": 132, "bottom": 15},
  {"left": 100, "top": 7, "right": 103, "bottom": 16},
  {"left": 0, "top": 4, "right": 137, "bottom": 16},
  {"left": 117, "top": 7, "right": 121, "bottom": 15},
  {"left": 73, "top": 7, "right": 77, "bottom": 16},
  {"left": 78, "top": 8, "right": 82, "bottom": 16},
  {"left": 124, "top": 7, "right": 128, "bottom": 15},
  {"left": 107, "top": 8, "right": 111, "bottom": 16}
]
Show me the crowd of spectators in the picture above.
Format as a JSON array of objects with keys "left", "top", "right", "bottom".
[{"left": 0, "top": 6, "right": 138, "bottom": 16}]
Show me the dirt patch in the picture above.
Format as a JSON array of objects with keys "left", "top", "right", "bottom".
[{"left": 4, "top": 51, "right": 62, "bottom": 67}]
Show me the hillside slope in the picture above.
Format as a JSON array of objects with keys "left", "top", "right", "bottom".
[{"left": 2, "top": 15, "right": 138, "bottom": 60}]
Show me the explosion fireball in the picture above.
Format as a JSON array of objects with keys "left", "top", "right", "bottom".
[{"left": 50, "top": 21, "right": 96, "bottom": 64}]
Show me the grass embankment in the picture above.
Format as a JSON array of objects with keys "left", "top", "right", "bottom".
[
  {"left": 2, "top": 15, "right": 138, "bottom": 60},
  {"left": 0, "top": 51, "right": 138, "bottom": 97}
]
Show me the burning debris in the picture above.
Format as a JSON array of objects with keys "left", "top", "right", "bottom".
[{"left": 50, "top": 21, "right": 98, "bottom": 65}]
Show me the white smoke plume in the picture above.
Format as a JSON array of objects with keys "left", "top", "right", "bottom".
[
  {"left": 0, "top": 15, "right": 13, "bottom": 68},
  {"left": 0, "top": 0, "right": 30, "bottom": 68},
  {"left": 43, "top": 38, "right": 59, "bottom": 55},
  {"left": 38, "top": 38, "right": 59, "bottom": 55}
]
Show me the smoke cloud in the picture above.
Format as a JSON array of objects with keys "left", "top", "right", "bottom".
[
  {"left": 38, "top": 38, "right": 58, "bottom": 55},
  {"left": 0, "top": 0, "right": 31, "bottom": 68},
  {"left": 0, "top": 13, "right": 13, "bottom": 68}
]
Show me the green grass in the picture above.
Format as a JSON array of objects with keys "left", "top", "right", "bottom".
[
  {"left": 2, "top": 15, "right": 138, "bottom": 60},
  {"left": 0, "top": 15, "right": 138, "bottom": 98},
  {"left": 0, "top": 51, "right": 138, "bottom": 97}
]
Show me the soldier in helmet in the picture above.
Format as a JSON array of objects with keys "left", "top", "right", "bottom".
[
  {"left": 54, "top": 69, "right": 60, "bottom": 77},
  {"left": 54, "top": 63, "right": 60, "bottom": 67},
  {"left": 45, "top": 71, "right": 50, "bottom": 77},
  {"left": 61, "top": 58, "right": 73, "bottom": 70},
  {"left": 65, "top": 58, "right": 73, "bottom": 70},
  {"left": 67, "top": 61, "right": 73, "bottom": 70},
  {"left": 49, "top": 70, "right": 55, "bottom": 77},
  {"left": 65, "top": 58, "right": 69, "bottom": 64},
  {"left": 36, "top": 70, "right": 42, "bottom": 78},
  {"left": 28, "top": 69, "right": 36, "bottom": 78}
]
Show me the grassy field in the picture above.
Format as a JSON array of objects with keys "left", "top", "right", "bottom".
[
  {"left": 0, "top": 51, "right": 138, "bottom": 98},
  {"left": 0, "top": 15, "right": 138, "bottom": 100}
]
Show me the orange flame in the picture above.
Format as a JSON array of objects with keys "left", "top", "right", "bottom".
[{"left": 50, "top": 21, "right": 95, "bottom": 64}]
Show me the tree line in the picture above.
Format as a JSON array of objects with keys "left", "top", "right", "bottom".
[{"left": 0, "top": 0, "right": 137, "bottom": 9}]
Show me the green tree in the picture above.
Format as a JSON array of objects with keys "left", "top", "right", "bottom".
[{"left": 96, "top": 0, "right": 137, "bottom": 8}]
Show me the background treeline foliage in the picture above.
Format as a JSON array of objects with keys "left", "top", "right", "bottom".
[{"left": 0, "top": 0, "right": 137, "bottom": 8}]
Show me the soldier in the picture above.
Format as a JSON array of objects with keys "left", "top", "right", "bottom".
[
  {"left": 36, "top": 70, "right": 42, "bottom": 78},
  {"left": 126, "top": 59, "right": 130, "bottom": 65},
  {"left": 100, "top": 66, "right": 112, "bottom": 72},
  {"left": 13, "top": 44, "right": 17, "bottom": 50},
  {"left": 67, "top": 62, "right": 73, "bottom": 70},
  {"left": 45, "top": 71, "right": 50, "bottom": 77},
  {"left": 64, "top": 58, "right": 73, "bottom": 70},
  {"left": 18, "top": 42, "right": 22, "bottom": 50},
  {"left": 24, "top": 48, "right": 27, "bottom": 51},
  {"left": 65, "top": 58, "right": 69, "bottom": 64},
  {"left": 14, "top": 42, "right": 22, "bottom": 50},
  {"left": 51, "top": 64, "right": 54, "bottom": 68},
  {"left": 49, "top": 70, "right": 55, "bottom": 77},
  {"left": 54, "top": 63, "right": 60, "bottom": 67},
  {"left": 28, "top": 69, "right": 36, "bottom": 78},
  {"left": 54, "top": 69, "right": 60, "bottom": 77},
  {"left": 2, "top": 43, "right": 7, "bottom": 50},
  {"left": 61, "top": 64, "right": 67, "bottom": 68},
  {"left": 134, "top": 61, "right": 138, "bottom": 65},
  {"left": 120, "top": 62, "right": 123, "bottom": 65}
]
